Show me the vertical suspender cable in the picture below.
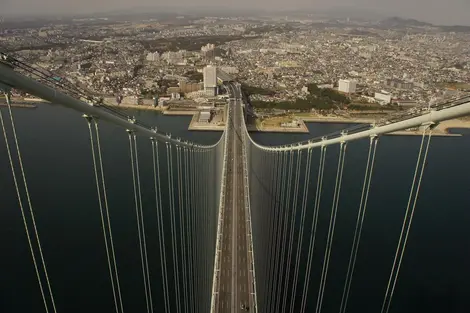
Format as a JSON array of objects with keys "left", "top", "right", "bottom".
[
  {"left": 267, "top": 150, "right": 284, "bottom": 313},
  {"left": 191, "top": 147, "right": 197, "bottom": 313},
  {"left": 197, "top": 148, "right": 202, "bottom": 313},
  {"left": 268, "top": 150, "right": 287, "bottom": 313},
  {"left": 300, "top": 146, "right": 327, "bottom": 313},
  {"left": 381, "top": 126, "right": 433, "bottom": 313},
  {"left": 203, "top": 149, "right": 209, "bottom": 311},
  {"left": 282, "top": 149, "right": 303, "bottom": 313},
  {"left": 262, "top": 151, "right": 277, "bottom": 313},
  {"left": 151, "top": 140, "right": 170, "bottom": 313},
  {"left": 128, "top": 132, "right": 150, "bottom": 313},
  {"left": 289, "top": 147, "right": 313, "bottom": 313},
  {"left": 265, "top": 151, "right": 280, "bottom": 313},
  {"left": 275, "top": 150, "right": 295, "bottom": 313},
  {"left": 166, "top": 142, "right": 181, "bottom": 313},
  {"left": 198, "top": 148, "right": 203, "bottom": 313},
  {"left": 192, "top": 148, "right": 197, "bottom": 313},
  {"left": 177, "top": 146, "right": 189, "bottom": 313},
  {"left": 0, "top": 94, "right": 54, "bottom": 313},
  {"left": 134, "top": 134, "right": 154, "bottom": 313},
  {"left": 86, "top": 118, "right": 119, "bottom": 313},
  {"left": 203, "top": 148, "right": 208, "bottom": 312},
  {"left": 339, "top": 136, "right": 378, "bottom": 313},
  {"left": 184, "top": 147, "right": 195, "bottom": 313},
  {"left": 209, "top": 148, "right": 216, "bottom": 309},
  {"left": 316, "top": 142, "right": 347, "bottom": 313},
  {"left": 94, "top": 120, "right": 125, "bottom": 313}
]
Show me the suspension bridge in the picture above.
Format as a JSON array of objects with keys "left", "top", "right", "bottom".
[{"left": 1, "top": 51, "right": 470, "bottom": 313}]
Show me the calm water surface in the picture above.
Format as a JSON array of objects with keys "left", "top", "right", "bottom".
[{"left": 0, "top": 104, "right": 469, "bottom": 313}]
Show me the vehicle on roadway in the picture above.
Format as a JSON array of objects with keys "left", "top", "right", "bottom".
[{"left": 240, "top": 303, "right": 249, "bottom": 311}]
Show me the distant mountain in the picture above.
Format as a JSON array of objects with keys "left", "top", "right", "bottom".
[
  {"left": 378, "top": 17, "right": 433, "bottom": 28},
  {"left": 439, "top": 25, "right": 470, "bottom": 33},
  {"left": 377, "top": 16, "right": 470, "bottom": 33}
]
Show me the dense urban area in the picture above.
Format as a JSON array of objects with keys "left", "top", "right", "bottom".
[{"left": 1, "top": 11, "right": 470, "bottom": 132}]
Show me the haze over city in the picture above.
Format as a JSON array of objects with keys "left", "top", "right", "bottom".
[{"left": 2, "top": 0, "right": 470, "bottom": 26}]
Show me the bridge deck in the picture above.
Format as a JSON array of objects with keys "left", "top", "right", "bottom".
[{"left": 217, "top": 96, "right": 251, "bottom": 312}]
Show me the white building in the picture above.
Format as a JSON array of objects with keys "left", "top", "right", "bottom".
[
  {"left": 375, "top": 92, "right": 392, "bottom": 105},
  {"left": 203, "top": 65, "right": 217, "bottom": 96},
  {"left": 219, "top": 66, "right": 239, "bottom": 74},
  {"left": 338, "top": 79, "right": 357, "bottom": 94},
  {"left": 199, "top": 111, "right": 211, "bottom": 123},
  {"left": 146, "top": 52, "right": 160, "bottom": 62},
  {"left": 201, "top": 43, "right": 215, "bottom": 53}
]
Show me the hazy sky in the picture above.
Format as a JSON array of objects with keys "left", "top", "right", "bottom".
[{"left": 2, "top": 0, "right": 470, "bottom": 26}]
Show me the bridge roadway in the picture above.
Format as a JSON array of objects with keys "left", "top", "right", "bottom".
[{"left": 217, "top": 93, "right": 251, "bottom": 312}]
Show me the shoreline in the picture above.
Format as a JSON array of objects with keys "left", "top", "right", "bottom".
[
  {"left": 5, "top": 98, "right": 470, "bottom": 136},
  {"left": 0, "top": 102, "right": 38, "bottom": 109}
]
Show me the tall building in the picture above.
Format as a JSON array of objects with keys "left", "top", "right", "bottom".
[
  {"left": 203, "top": 65, "right": 217, "bottom": 96},
  {"left": 338, "top": 79, "right": 357, "bottom": 94}
]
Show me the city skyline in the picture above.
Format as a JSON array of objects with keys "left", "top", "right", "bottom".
[{"left": 2, "top": 0, "right": 470, "bottom": 26}]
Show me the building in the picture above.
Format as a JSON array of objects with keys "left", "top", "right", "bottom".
[
  {"left": 281, "top": 120, "right": 301, "bottom": 128},
  {"left": 385, "top": 79, "right": 413, "bottom": 90},
  {"left": 199, "top": 111, "right": 211, "bottom": 123},
  {"left": 146, "top": 52, "right": 160, "bottom": 62},
  {"left": 395, "top": 100, "right": 417, "bottom": 107},
  {"left": 375, "top": 92, "right": 392, "bottom": 105},
  {"left": 338, "top": 79, "right": 357, "bottom": 94},
  {"left": 161, "top": 51, "right": 185, "bottom": 65},
  {"left": 180, "top": 81, "right": 203, "bottom": 94},
  {"left": 201, "top": 44, "right": 215, "bottom": 53},
  {"left": 203, "top": 65, "right": 217, "bottom": 96},
  {"left": 219, "top": 66, "right": 239, "bottom": 74}
]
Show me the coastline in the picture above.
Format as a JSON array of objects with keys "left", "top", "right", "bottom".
[{"left": 4, "top": 98, "right": 470, "bottom": 136}]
